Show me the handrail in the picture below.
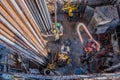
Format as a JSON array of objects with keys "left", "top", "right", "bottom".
[{"left": 6, "top": 72, "right": 120, "bottom": 79}]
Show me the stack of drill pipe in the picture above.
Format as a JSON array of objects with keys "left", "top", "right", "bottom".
[
  {"left": 25, "top": 0, "right": 53, "bottom": 35},
  {"left": 0, "top": 0, "right": 52, "bottom": 65}
]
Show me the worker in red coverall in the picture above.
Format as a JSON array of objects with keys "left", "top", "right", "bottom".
[{"left": 84, "top": 39, "right": 100, "bottom": 53}]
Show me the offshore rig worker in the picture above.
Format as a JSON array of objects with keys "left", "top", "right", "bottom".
[
  {"left": 55, "top": 22, "right": 63, "bottom": 33},
  {"left": 84, "top": 39, "right": 100, "bottom": 53}
]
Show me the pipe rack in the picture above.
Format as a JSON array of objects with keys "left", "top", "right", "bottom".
[{"left": 0, "top": 0, "right": 52, "bottom": 65}]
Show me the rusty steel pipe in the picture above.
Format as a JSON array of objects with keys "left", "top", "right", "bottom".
[
  {"left": 0, "top": 1, "right": 40, "bottom": 53},
  {"left": 29, "top": 0, "right": 49, "bottom": 34},
  {"left": 25, "top": 0, "right": 47, "bottom": 34},
  {"left": 26, "top": 1, "right": 45, "bottom": 33},
  {"left": 16, "top": 0, "right": 46, "bottom": 46},
  {"left": 0, "top": 27, "right": 46, "bottom": 64},
  {"left": 0, "top": 18, "right": 46, "bottom": 62},
  {"left": 0, "top": 0, "right": 54, "bottom": 65},
  {"left": 0, "top": 40, "right": 44, "bottom": 65},
  {"left": 43, "top": 0, "right": 53, "bottom": 30},
  {"left": 0, "top": 25, "right": 44, "bottom": 58},
  {"left": 25, "top": 0, "right": 53, "bottom": 35},
  {"left": 8, "top": 0, "right": 48, "bottom": 56},
  {"left": 0, "top": 36, "right": 46, "bottom": 65},
  {"left": 0, "top": 34, "right": 46, "bottom": 64},
  {"left": 0, "top": 15, "right": 39, "bottom": 53},
  {"left": 9, "top": 0, "right": 47, "bottom": 56},
  {"left": 36, "top": 0, "right": 51, "bottom": 33},
  {"left": 0, "top": 22, "right": 39, "bottom": 55},
  {"left": 9, "top": 0, "right": 45, "bottom": 48},
  {"left": 1, "top": 16, "right": 37, "bottom": 51},
  {"left": 1, "top": 0, "right": 47, "bottom": 57}
]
